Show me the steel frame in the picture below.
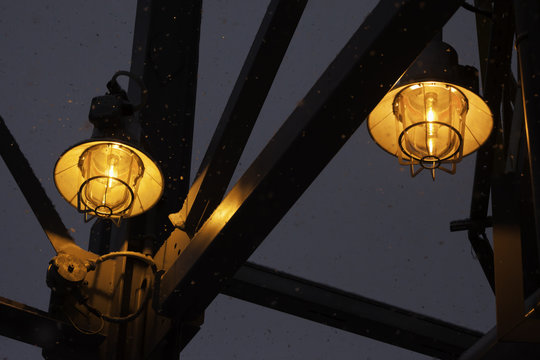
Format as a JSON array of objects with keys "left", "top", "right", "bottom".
[
  {"left": 171, "top": 0, "right": 308, "bottom": 238},
  {"left": 455, "top": 0, "right": 540, "bottom": 357},
  {"left": 157, "top": 0, "right": 464, "bottom": 317},
  {"left": 2, "top": 0, "right": 540, "bottom": 359}
]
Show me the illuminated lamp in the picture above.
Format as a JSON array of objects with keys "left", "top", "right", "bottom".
[
  {"left": 367, "top": 39, "right": 493, "bottom": 179},
  {"left": 54, "top": 71, "right": 163, "bottom": 224}
]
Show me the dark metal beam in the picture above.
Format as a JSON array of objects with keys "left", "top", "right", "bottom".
[
  {"left": 486, "top": 0, "right": 535, "bottom": 340},
  {"left": 450, "top": 217, "right": 493, "bottom": 232},
  {"left": 173, "top": 0, "right": 308, "bottom": 237},
  {"left": 156, "top": 0, "right": 464, "bottom": 319},
  {"left": 0, "top": 295, "right": 103, "bottom": 351},
  {"left": 459, "top": 327, "right": 540, "bottom": 360},
  {"left": 466, "top": 0, "right": 515, "bottom": 293},
  {"left": 515, "top": 0, "right": 540, "bottom": 270},
  {"left": 135, "top": 0, "right": 202, "bottom": 247},
  {"left": 116, "top": 0, "right": 203, "bottom": 358},
  {"left": 473, "top": 0, "right": 494, "bottom": 88},
  {"left": 492, "top": 171, "right": 525, "bottom": 335},
  {"left": 222, "top": 263, "right": 483, "bottom": 360},
  {"left": 518, "top": 141, "right": 540, "bottom": 298},
  {"left": 0, "top": 116, "right": 96, "bottom": 261}
]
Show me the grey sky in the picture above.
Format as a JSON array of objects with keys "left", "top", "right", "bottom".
[{"left": 0, "top": 1, "right": 493, "bottom": 358}]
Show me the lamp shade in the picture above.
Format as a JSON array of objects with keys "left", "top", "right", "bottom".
[
  {"left": 367, "top": 40, "right": 493, "bottom": 177},
  {"left": 54, "top": 139, "right": 164, "bottom": 220},
  {"left": 368, "top": 82, "right": 492, "bottom": 159}
]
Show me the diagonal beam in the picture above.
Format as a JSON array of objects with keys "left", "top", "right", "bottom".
[
  {"left": 0, "top": 295, "right": 103, "bottom": 350},
  {"left": 222, "top": 262, "right": 483, "bottom": 360},
  {"left": 156, "top": 0, "right": 464, "bottom": 319},
  {"left": 0, "top": 116, "right": 96, "bottom": 260},
  {"left": 173, "top": 0, "right": 308, "bottom": 237}
]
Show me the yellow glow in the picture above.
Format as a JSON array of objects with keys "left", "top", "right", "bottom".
[
  {"left": 54, "top": 140, "right": 164, "bottom": 220},
  {"left": 106, "top": 157, "right": 119, "bottom": 188},
  {"left": 368, "top": 81, "right": 493, "bottom": 161},
  {"left": 425, "top": 94, "right": 437, "bottom": 155},
  {"left": 426, "top": 108, "right": 435, "bottom": 123},
  {"left": 78, "top": 143, "right": 143, "bottom": 217},
  {"left": 427, "top": 138, "right": 434, "bottom": 155},
  {"left": 395, "top": 83, "right": 467, "bottom": 165},
  {"left": 367, "top": 81, "right": 493, "bottom": 177}
]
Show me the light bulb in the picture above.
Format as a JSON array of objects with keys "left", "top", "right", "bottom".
[
  {"left": 78, "top": 143, "right": 143, "bottom": 217},
  {"left": 393, "top": 82, "right": 467, "bottom": 168},
  {"left": 54, "top": 140, "right": 164, "bottom": 221},
  {"left": 425, "top": 93, "right": 437, "bottom": 155}
]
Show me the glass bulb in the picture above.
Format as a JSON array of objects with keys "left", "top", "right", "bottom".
[
  {"left": 78, "top": 143, "right": 144, "bottom": 217},
  {"left": 425, "top": 93, "right": 437, "bottom": 156},
  {"left": 393, "top": 82, "right": 468, "bottom": 168}
]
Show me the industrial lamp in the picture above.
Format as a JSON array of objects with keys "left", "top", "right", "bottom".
[
  {"left": 367, "top": 39, "right": 493, "bottom": 179},
  {"left": 54, "top": 71, "right": 164, "bottom": 224}
]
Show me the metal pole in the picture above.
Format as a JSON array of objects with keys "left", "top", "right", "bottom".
[
  {"left": 118, "top": 0, "right": 202, "bottom": 358},
  {"left": 515, "top": 0, "right": 540, "bottom": 266}
]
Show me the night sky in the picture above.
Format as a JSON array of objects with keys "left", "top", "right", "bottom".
[{"left": 0, "top": 1, "right": 495, "bottom": 358}]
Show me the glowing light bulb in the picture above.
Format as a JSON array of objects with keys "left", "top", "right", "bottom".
[
  {"left": 106, "top": 156, "right": 119, "bottom": 189},
  {"left": 54, "top": 140, "right": 164, "bottom": 222},
  {"left": 77, "top": 143, "right": 144, "bottom": 217},
  {"left": 387, "top": 82, "right": 470, "bottom": 178},
  {"left": 425, "top": 93, "right": 437, "bottom": 155},
  {"left": 426, "top": 108, "right": 436, "bottom": 123},
  {"left": 366, "top": 42, "right": 494, "bottom": 179}
]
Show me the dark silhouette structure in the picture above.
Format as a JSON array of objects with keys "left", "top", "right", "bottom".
[{"left": 1, "top": 0, "right": 540, "bottom": 358}]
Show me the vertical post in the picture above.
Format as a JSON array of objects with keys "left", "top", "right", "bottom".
[
  {"left": 490, "top": 1, "right": 524, "bottom": 338},
  {"left": 467, "top": 0, "right": 498, "bottom": 292},
  {"left": 490, "top": 0, "right": 540, "bottom": 339},
  {"left": 492, "top": 173, "right": 525, "bottom": 336},
  {"left": 136, "top": 0, "right": 201, "bottom": 248},
  {"left": 118, "top": 0, "right": 202, "bottom": 358},
  {"left": 70, "top": 0, "right": 201, "bottom": 358},
  {"left": 515, "top": 0, "right": 540, "bottom": 261}
]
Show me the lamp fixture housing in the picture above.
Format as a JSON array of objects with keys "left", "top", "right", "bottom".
[
  {"left": 53, "top": 71, "right": 163, "bottom": 224},
  {"left": 367, "top": 40, "right": 493, "bottom": 178},
  {"left": 54, "top": 139, "right": 163, "bottom": 223}
]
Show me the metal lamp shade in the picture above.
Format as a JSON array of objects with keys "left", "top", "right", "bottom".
[
  {"left": 368, "top": 82, "right": 493, "bottom": 159},
  {"left": 54, "top": 140, "right": 164, "bottom": 220},
  {"left": 367, "top": 40, "right": 493, "bottom": 177}
]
